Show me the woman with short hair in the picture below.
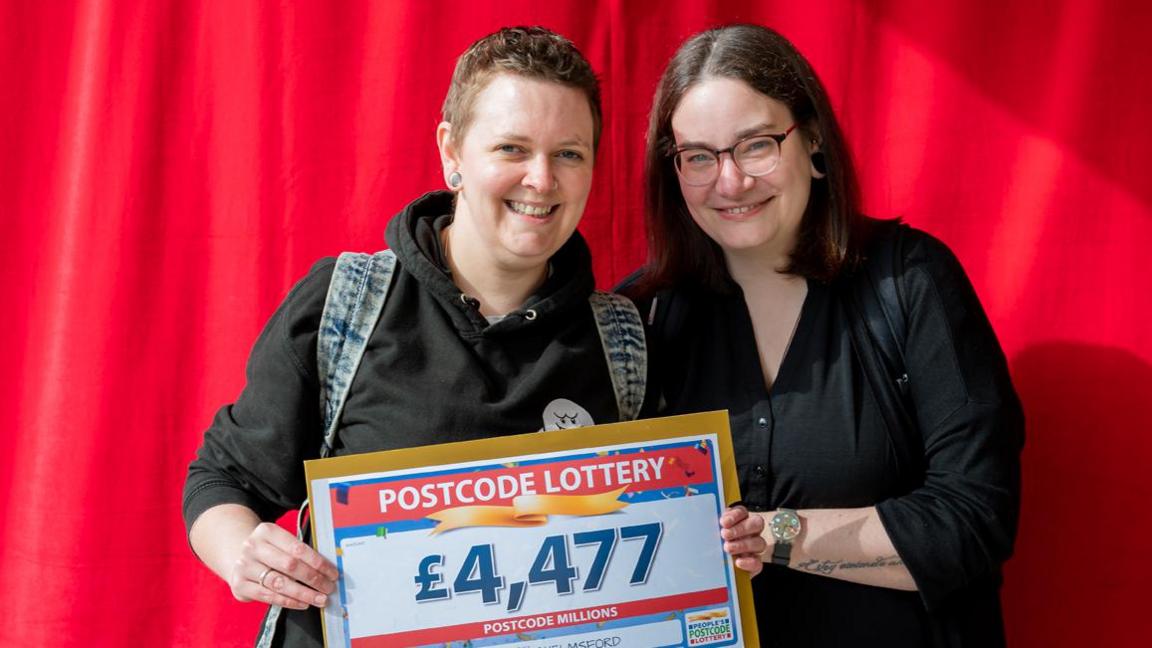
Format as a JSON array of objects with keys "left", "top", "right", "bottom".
[{"left": 184, "top": 27, "right": 644, "bottom": 647}]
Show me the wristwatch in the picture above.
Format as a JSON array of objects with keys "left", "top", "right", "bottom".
[{"left": 769, "top": 508, "right": 802, "bottom": 566}]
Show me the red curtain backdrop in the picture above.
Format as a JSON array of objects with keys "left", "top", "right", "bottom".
[{"left": 3, "top": 1, "right": 1149, "bottom": 646}]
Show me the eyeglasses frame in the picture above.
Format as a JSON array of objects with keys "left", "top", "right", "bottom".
[{"left": 670, "top": 124, "right": 799, "bottom": 186}]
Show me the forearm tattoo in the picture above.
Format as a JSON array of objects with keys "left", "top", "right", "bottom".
[{"left": 796, "top": 555, "right": 904, "bottom": 575}]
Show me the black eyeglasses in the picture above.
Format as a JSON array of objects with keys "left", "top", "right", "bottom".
[{"left": 671, "top": 124, "right": 799, "bottom": 186}]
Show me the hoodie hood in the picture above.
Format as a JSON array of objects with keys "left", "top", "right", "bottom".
[{"left": 384, "top": 190, "right": 596, "bottom": 333}]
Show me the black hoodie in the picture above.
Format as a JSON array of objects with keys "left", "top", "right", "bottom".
[{"left": 183, "top": 191, "right": 619, "bottom": 646}]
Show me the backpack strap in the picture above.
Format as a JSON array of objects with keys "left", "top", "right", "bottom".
[
  {"left": 843, "top": 221, "right": 920, "bottom": 484},
  {"left": 588, "top": 291, "right": 647, "bottom": 421},
  {"left": 255, "top": 249, "right": 398, "bottom": 648},
  {"left": 317, "top": 249, "right": 398, "bottom": 457},
  {"left": 859, "top": 221, "right": 910, "bottom": 398}
]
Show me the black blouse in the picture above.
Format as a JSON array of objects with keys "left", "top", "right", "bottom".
[{"left": 636, "top": 225, "right": 1023, "bottom": 647}]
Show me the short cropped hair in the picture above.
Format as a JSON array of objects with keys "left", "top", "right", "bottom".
[
  {"left": 442, "top": 26, "right": 602, "bottom": 152},
  {"left": 633, "top": 24, "right": 864, "bottom": 297}
]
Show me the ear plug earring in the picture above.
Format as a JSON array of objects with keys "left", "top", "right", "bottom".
[{"left": 811, "top": 152, "right": 827, "bottom": 175}]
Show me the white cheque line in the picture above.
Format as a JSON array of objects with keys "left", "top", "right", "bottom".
[{"left": 512, "top": 620, "right": 683, "bottom": 648}]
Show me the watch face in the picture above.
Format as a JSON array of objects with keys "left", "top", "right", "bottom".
[{"left": 770, "top": 510, "right": 801, "bottom": 542}]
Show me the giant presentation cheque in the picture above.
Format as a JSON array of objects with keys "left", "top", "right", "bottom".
[{"left": 306, "top": 410, "right": 758, "bottom": 647}]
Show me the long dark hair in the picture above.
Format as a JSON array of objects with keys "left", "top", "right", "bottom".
[{"left": 628, "top": 24, "right": 864, "bottom": 299}]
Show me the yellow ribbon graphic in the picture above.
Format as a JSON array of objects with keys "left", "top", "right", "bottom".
[
  {"left": 688, "top": 611, "right": 729, "bottom": 622},
  {"left": 426, "top": 487, "right": 629, "bottom": 535}
]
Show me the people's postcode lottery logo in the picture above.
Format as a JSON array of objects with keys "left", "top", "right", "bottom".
[{"left": 685, "top": 607, "right": 733, "bottom": 646}]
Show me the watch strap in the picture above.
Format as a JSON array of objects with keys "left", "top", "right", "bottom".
[{"left": 770, "top": 540, "right": 792, "bottom": 566}]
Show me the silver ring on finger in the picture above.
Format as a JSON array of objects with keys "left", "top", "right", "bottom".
[{"left": 258, "top": 567, "right": 274, "bottom": 589}]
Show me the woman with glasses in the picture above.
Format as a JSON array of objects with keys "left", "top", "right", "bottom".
[{"left": 622, "top": 24, "right": 1023, "bottom": 647}]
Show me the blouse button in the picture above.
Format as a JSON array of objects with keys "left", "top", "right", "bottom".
[
  {"left": 753, "top": 465, "right": 767, "bottom": 475},
  {"left": 756, "top": 417, "right": 768, "bottom": 428}
]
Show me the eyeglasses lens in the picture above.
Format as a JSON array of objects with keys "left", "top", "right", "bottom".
[{"left": 675, "top": 136, "right": 781, "bottom": 186}]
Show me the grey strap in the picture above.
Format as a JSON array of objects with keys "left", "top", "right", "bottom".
[
  {"left": 255, "top": 249, "right": 397, "bottom": 648},
  {"left": 588, "top": 291, "right": 647, "bottom": 421},
  {"left": 317, "top": 250, "right": 398, "bottom": 457}
]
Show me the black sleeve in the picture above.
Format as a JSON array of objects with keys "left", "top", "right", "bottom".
[
  {"left": 181, "top": 258, "right": 337, "bottom": 534},
  {"left": 874, "top": 230, "right": 1025, "bottom": 610}
]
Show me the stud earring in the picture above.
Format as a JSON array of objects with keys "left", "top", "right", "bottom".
[{"left": 448, "top": 171, "right": 462, "bottom": 189}]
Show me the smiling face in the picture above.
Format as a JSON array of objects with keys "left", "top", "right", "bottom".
[
  {"left": 670, "top": 77, "right": 820, "bottom": 267},
  {"left": 438, "top": 73, "right": 595, "bottom": 276}
]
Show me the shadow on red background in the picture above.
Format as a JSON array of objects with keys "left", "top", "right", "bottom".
[
  {"left": 865, "top": 1, "right": 1152, "bottom": 213},
  {"left": 1004, "top": 342, "right": 1152, "bottom": 646}
]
